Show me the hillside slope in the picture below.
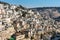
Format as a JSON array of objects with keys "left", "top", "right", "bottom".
[{"left": 0, "top": 1, "right": 60, "bottom": 40}]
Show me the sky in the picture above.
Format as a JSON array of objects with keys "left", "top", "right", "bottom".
[{"left": 0, "top": 0, "right": 60, "bottom": 8}]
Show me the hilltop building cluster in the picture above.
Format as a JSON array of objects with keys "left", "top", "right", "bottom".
[{"left": 0, "top": 2, "right": 60, "bottom": 40}]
